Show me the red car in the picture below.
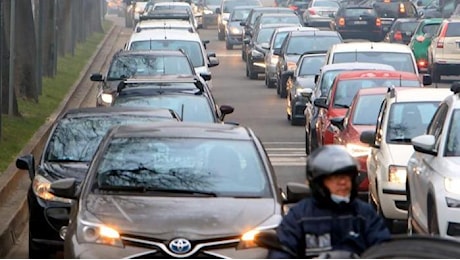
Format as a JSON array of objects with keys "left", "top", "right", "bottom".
[
  {"left": 329, "top": 87, "right": 387, "bottom": 200},
  {"left": 313, "top": 70, "right": 423, "bottom": 149}
]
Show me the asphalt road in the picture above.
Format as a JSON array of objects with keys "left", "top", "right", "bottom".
[{"left": 6, "top": 9, "right": 460, "bottom": 258}]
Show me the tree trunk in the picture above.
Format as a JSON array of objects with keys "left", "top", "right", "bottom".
[{"left": 41, "top": 0, "right": 57, "bottom": 77}]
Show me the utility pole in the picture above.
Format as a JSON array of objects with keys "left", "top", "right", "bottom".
[{"left": 8, "top": 0, "right": 16, "bottom": 116}]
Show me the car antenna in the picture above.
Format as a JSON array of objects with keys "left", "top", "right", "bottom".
[
  {"left": 150, "top": 38, "right": 152, "bottom": 50},
  {"left": 354, "top": 49, "right": 357, "bottom": 62},
  {"left": 399, "top": 74, "right": 402, "bottom": 86},
  {"left": 180, "top": 104, "right": 185, "bottom": 120}
]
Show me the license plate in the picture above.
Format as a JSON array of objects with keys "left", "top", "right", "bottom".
[{"left": 353, "top": 21, "right": 367, "bottom": 25}]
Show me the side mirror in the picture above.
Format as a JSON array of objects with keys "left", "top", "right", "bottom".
[
  {"left": 243, "top": 38, "right": 250, "bottom": 44},
  {"left": 285, "top": 182, "right": 311, "bottom": 204},
  {"left": 90, "top": 73, "right": 104, "bottom": 82},
  {"left": 16, "top": 154, "right": 35, "bottom": 180},
  {"left": 313, "top": 97, "right": 328, "bottom": 109},
  {"left": 207, "top": 51, "right": 216, "bottom": 58},
  {"left": 330, "top": 117, "right": 345, "bottom": 131},
  {"left": 208, "top": 57, "right": 219, "bottom": 67},
  {"left": 260, "top": 42, "right": 270, "bottom": 50},
  {"left": 360, "top": 130, "right": 376, "bottom": 146},
  {"left": 219, "top": 105, "right": 234, "bottom": 121},
  {"left": 412, "top": 134, "right": 437, "bottom": 156},
  {"left": 422, "top": 74, "right": 432, "bottom": 86},
  {"left": 200, "top": 72, "right": 212, "bottom": 81},
  {"left": 49, "top": 178, "right": 79, "bottom": 200},
  {"left": 202, "top": 40, "right": 210, "bottom": 49},
  {"left": 314, "top": 74, "right": 319, "bottom": 84},
  {"left": 281, "top": 70, "right": 294, "bottom": 79},
  {"left": 273, "top": 48, "right": 282, "bottom": 56},
  {"left": 215, "top": 7, "right": 221, "bottom": 13}
]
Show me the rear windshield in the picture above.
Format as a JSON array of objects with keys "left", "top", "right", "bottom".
[
  {"left": 287, "top": 35, "right": 341, "bottom": 55},
  {"left": 446, "top": 22, "right": 460, "bottom": 37},
  {"left": 421, "top": 23, "right": 440, "bottom": 35},
  {"left": 259, "top": 15, "right": 300, "bottom": 25},
  {"left": 298, "top": 56, "right": 325, "bottom": 76},
  {"left": 395, "top": 21, "right": 419, "bottom": 32},
  {"left": 344, "top": 8, "right": 377, "bottom": 16},
  {"left": 332, "top": 52, "right": 416, "bottom": 74},
  {"left": 373, "top": 2, "right": 417, "bottom": 18},
  {"left": 256, "top": 28, "right": 276, "bottom": 44}
]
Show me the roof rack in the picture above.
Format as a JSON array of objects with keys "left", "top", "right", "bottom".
[{"left": 117, "top": 76, "right": 204, "bottom": 93}]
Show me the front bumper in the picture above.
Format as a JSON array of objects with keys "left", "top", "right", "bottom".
[
  {"left": 226, "top": 33, "right": 243, "bottom": 45},
  {"left": 433, "top": 62, "right": 460, "bottom": 76},
  {"left": 249, "top": 56, "right": 266, "bottom": 74},
  {"left": 379, "top": 181, "right": 407, "bottom": 220},
  {"left": 291, "top": 97, "right": 310, "bottom": 119}
]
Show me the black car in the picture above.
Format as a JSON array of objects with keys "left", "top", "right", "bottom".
[
  {"left": 15, "top": 106, "right": 181, "bottom": 258},
  {"left": 372, "top": 0, "right": 420, "bottom": 34},
  {"left": 112, "top": 76, "right": 235, "bottom": 123},
  {"left": 383, "top": 18, "right": 420, "bottom": 44},
  {"left": 274, "top": 30, "right": 343, "bottom": 98},
  {"left": 50, "top": 121, "right": 284, "bottom": 258},
  {"left": 241, "top": 7, "right": 296, "bottom": 60},
  {"left": 225, "top": 6, "right": 254, "bottom": 50},
  {"left": 331, "top": 5, "right": 383, "bottom": 41},
  {"left": 90, "top": 50, "right": 208, "bottom": 107},
  {"left": 285, "top": 52, "right": 326, "bottom": 125}
]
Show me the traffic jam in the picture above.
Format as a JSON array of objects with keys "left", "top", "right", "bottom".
[{"left": 7, "top": 0, "right": 460, "bottom": 258}]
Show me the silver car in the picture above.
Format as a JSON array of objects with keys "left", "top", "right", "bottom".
[{"left": 303, "top": 0, "right": 340, "bottom": 27}]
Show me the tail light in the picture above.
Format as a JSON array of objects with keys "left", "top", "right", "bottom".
[
  {"left": 437, "top": 23, "right": 448, "bottom": 48},
  {"left": 417, "top": 59, "right": 427, "bottom": 69},
  {"left": 338, "top": 17, "right": 345, "bottom": 26},
  {"left": 376, "top": 18, "right": 381, "bottom": 27},
  {"left": 308, "top": 8, "right": 316, "bottom": 15},
  {"left": 394, "top": 31, "right": 403, "bottom": 41}
]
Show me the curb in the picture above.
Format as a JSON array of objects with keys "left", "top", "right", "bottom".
[{"left": 0, "top": 22, "right": 116, "bottom": 258}]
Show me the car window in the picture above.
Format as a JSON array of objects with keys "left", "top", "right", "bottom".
[
  {"left": 224, "top": 0, "right": 260, "bottom": 13},
  {"left": 230, "top": 8, "right": 251, "bottom": 21},
  {"left": 422, "top": 23, "right": 440, "bottom": 34},
  {"left": 129, "top": 40, "right": 205, "bottom": 67},
  {"left": 94, "top": 138, "right": 270, "bottom": 197},
  {"left": 286, "top": 36, "right": 341, "bottom": 55},
  {"left": 445, "top": 22, "right": 460, "bottom": 37},
  {"left": 259, "top": 15, "right": 300, "bottom": 25},
  {"left": 427, "top": 102, "right": 448, "bottom": 147},
  {"left": 45, "top": 115, "right": 172, "bottom": 162},
  {"left": 332, "top": 52, "right": 416, "bottom": 74},
  {"left": 352, "top": 94, "right": 386, "bottom": 125},
  {"left": 395, "top": 21, "right": 419, "bottom": 32},
  {"left": 153, "top": 5, "right": 190, "bottom": 11},
  {"left": 344, "top": 8, "right": 377, "bottom": 16},
  {"left": 206, "top": 0, "right": 221, "bottom": 5},
  {"left": 373, "top": 2, "right": 417, "bottom": 18},
  {"left": 386, "top": 102, "right": 439, "bottom": 143},
  {"left": 272, "top": 31, "right": 289, "bottom": 49},
  {"left": 298, "top": 56, "right": 325, "bottom": 76},
  {"left": 256, "top": 28, "right": 276, "bottom": 43},
  {"left": 445, "top": 109, "right": 460, "bottom": 156},
  {"left": 320, "top": 70, "right": 341, "bottom": 96},
  {"left": 113, "top": 95, "right": 215, "bottom": 123}
]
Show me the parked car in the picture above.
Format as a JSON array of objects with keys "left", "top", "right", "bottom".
[
  {"left": 406, "top": 82, "right": 460, "bottom": 237},
  {"left": 408, "top": 17, "right": 442, "bottom": 72},
  {"left": 427, "top": 18, "right": 460, "bottom": 82},
  {"left": 15, "top": 106, "right": 180, "bottom": 258},
  {"left": 303, "top": 0, "right": 340, "bottom": 27},
  {"left": 330, "top": 5, "right": 383, "bottom": 42},
  {"left": 383, "top": 18, "right": 420, "bottom": 44},
  {"left": 51, "top": 121, "right": 284, "bottom": 258}
]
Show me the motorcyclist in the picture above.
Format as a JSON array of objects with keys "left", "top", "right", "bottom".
[{"left": 269, "top": 145, "right": 391, "bottom": 258}]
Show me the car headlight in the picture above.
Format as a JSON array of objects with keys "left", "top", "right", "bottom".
[
  {"left": 388, "top": 165, "right": 406, "bottom": 183},
  {"left": 33, "top": 175, "right": 72, "bottom": 203},
  {"left": 230, "top": 26, "right": 241, "bottom": 34},
  {"left": 251, "top": 49, "right": 264, "bottom": 58},
  {"left": 346, "top": 143, "right": 370, "bottom": 158},
  {"left": 237, "top": 215, "right": 282, "bottom": 249},
  {"left": 101, "top": 93, "right": 113, "bottom": 104},
  {"left": 77, "top": 219, "right": 123, "bottom": 247},
  {"left": 270, "top": 55, "right": 278, "bottom": 66},
  {"left": 287, "top": 61, "right": 297, "bottom": 71},
  {"left": 445, "top": 178, "right": 460, "bottom": 195},
  {"left": 446, "top": 197, "right": 460, "bottom": 208}
]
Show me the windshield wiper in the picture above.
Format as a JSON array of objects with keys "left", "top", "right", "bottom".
[
  {"left": 47, "top": 159, "right": 88, "bottom": 163},
  {"left": 98, "top": 185, "right": 217, "bottom": 197},
  {"left": 334, "top": 103, "right": 349, "bottom": 108},
  {"left": 388, "top": 138, "right": 412, "bottom": 143}
]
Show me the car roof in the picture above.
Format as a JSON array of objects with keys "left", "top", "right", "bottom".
[
  {"left": 356, "top": 87, "right": 391, "bottom": 96},
  {"left": 273, "top": 26, "right": 317, "bottom": 33},
  {"left": 259, "top": 12, "right": 298, "bottom": 17},
  {"left": 336, "top": 70, "right": 419, "bottom": 80},
  {"left": 232, "top": 5, "right": 259, "bottom": 10},
  {"left": 329, "top": 42, "right": 412, "bottom": 53},
  {"left": 116, "top": 49, "right": 188, "bottom": 57},
  {"left": 388, "top": 87, "right": 452, "bottom": 102},
  {"left": 136, "top": 19, "right": 194, "bottom": 29},
  {"left": 259, "top": 23, "right": 301, "bottom": 29},
  {"left": 117, "top": 85, "right": 203, "bottom": 96},
  {"left": 117, "top": 75, "right": 206, "bottom": 93},
  {"left": 128, "top": 29, "right": 201, "bottom": 42},
  {"left": 61, "top": 106, "right": 180, "bottom": 120},
  {"left": 289, "top": 30, "right": 340, "bottom": 37},
  {"left": 109, "top": 121, "right": 255, "bottom": 140},
  {"left": 320, "top": 62, "right": 396, "bottom": 72},
  {"left": 153, "top": 2, "right": 191, "bottom": 6}
]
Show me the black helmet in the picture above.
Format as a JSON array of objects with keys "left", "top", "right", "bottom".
[{"left": 306, "top": 145, "right": 359, "bottom": 206}]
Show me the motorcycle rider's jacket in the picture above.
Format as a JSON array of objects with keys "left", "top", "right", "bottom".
[{"left": 269, "top": 197, "right": 391, "bottom": 258}]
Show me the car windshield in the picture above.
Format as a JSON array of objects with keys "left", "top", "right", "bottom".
[
  {"left": 334, "top": 79, "right": 420, "bottom": 108},
  {"left": 94, "top": 138, "right": 270, "bottom": 197},
  {"left": 373, "top": 2, "right": 416, "bottom": 18},
  {"left": 256, "top": 28, "right": 277, "bottom": 44},
  {"left": 259, "top": 15, "right": 300, "bottom": 25},
  {"left": 298, "top": 56, "right": 325, "bottom": 76},
  {"left": 445, "top": 109, "right": 460, "bottom": 156},
  {"left": 386, "top": 102, "right": 439, "bottom": 144},
  {"left": 107, "top": 55, "right": 194, "bottom": 80},
  {"left": 313, "top": 1, "right": 340, "bottom": 7},
  {"left": 44, "top": 115, "right": 171, "bottom": 162},
  {"left": 332, "top": 52, "right": 416, "bottom": 74},
  {"left": 352, "top": 94, "right": 385, "bottom": 125},
  {"left": 153, "top": 5, "right": 190, "bottom": 12},
  {"left": 129, "top": 40, "right": 204, "bottom": 68},
  {"left": 287, "top": 36, "right": 341, "bottom": 55},
  {"left": 113, "top": 95, "right": 215, "bottom": 123},
  {"left": 230, "top": 9, "right": 251, "bottom": 21}
]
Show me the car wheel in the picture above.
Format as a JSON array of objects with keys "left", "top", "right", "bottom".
[
  {"left": 279, "top": 77, "right": 288, "bottom": 98},
  {"left": 287, "top": 113, "right": 291, "bottom": 121},
  {"left": 431, "top": 65, "right": 441, "bottom": 83},
  {"left": 305, "top": 127, "right": 311, "bottom": 155},
  {"left": 247, "top": 61, "right": 258, "bottom": 79},
  {"left": 276, "top": 76, "right": 281, "bottom": 95},
  {"left": 428, "top": 200, "right": 439, "bottom": 235},
  {"left": 246, "top": 62, "right": 250, "bottom": 78},
  {"left": 407, "top": 202, "right": 414, "bottom": 235},
  {"left": 225, "top": 40, "right": 233, "bottom": 50},
  {"left": 242, "top": 48, "right": 247, "bottom": 61},
  {"left": 218, "top": 29, "right": 225, "bottom": 41}
]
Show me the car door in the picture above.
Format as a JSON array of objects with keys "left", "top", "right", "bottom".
[
  {"left": 410, "top": 102, "right": 448, "bottom": 230},
  {"left": 367, "top": 98, "right": 387, "bottom": 204}
]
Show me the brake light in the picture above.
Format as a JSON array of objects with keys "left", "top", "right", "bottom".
[
  {"left": 376, "top": 18, "right": 381, "bottom": 27},
  {"left": 394, "top": 31, "right": 403, "bottom": 41},
  {"left": 399, "top": 3, "right": 405, "bottom": 13},
  {"left": 437, "top": 23, "right": 448, "bottom": 48},
  {"left": 308, "top": 8, "right": 316, "bottom": 15},
  {"left": 417, "top": 59, "right": 427, "bottom": 69},
  {"left": 339, "top": 17, "right": 345, "bottom": 26}
]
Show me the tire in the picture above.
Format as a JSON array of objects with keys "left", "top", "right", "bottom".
[
  {"left": 428, "top": 201, "right": 439, "bottom": 235},
  {"left": 407, "top": 202, "right": 414, "bottom": 235},
  {"left": 225, "top": 40, "right": 233, "bottom": 50},
  {"left": 247, "top": 61, "right": 258, "bottom": 79},
  {"left": 431, "top": 65, "right": 441, "bottom": 83},
  {"left": 305, "top": 128, "right": 310, "bottom": 155},
  {"left": 242, "top": 48, "right": 247, "bottom": 61},
  {"left": 361, "top": 235, "right": 460, "bottom": 258},
  {"left": 279, "top": 77, "right": 288, "bottom": 98},
  {"left": 218, "top": 29, "right": 225, "bottom": 41},
  {"left": 276, "top": 77, "right": 281, "bottom": 95}
]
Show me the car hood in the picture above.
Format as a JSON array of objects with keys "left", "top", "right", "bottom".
[
  {"left": 105, "top": 79, "right": 123, "bottom": 93},
  {"left": 84, "top": 195, "right": 278, "bottom": 240},
  {"left": 43, "top": 162, "right": 89, "bottom": 182},
  {"left": 435, "top": 157, "right": 460, "bottom": 179},
  {"left": 387, "top": 144, "right": 414, "bottom": 166},
  {"left": 295, "top": 76, "right": 316, "bottom": 89}
]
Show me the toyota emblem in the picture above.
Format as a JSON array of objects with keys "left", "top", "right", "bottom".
[{"left": 169, "top": 238, "right": 192, "bottom": 254}]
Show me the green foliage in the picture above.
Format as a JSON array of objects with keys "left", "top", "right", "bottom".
[{"left": 0, "top": 20, "right": 113, "bottom": 173}]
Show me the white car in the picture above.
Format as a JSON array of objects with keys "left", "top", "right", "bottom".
[
  {"left": 360, "top": 87, "right": 451, "bottom": 230},
  {"left": 407, "top": 82, "right": 460, "bottom": 237},
  {"left": 133, "top": 19, "right": 196, "bottom": 33},
  {"left": 145, "top": 1, "right": 199, "bottom": 29}
]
